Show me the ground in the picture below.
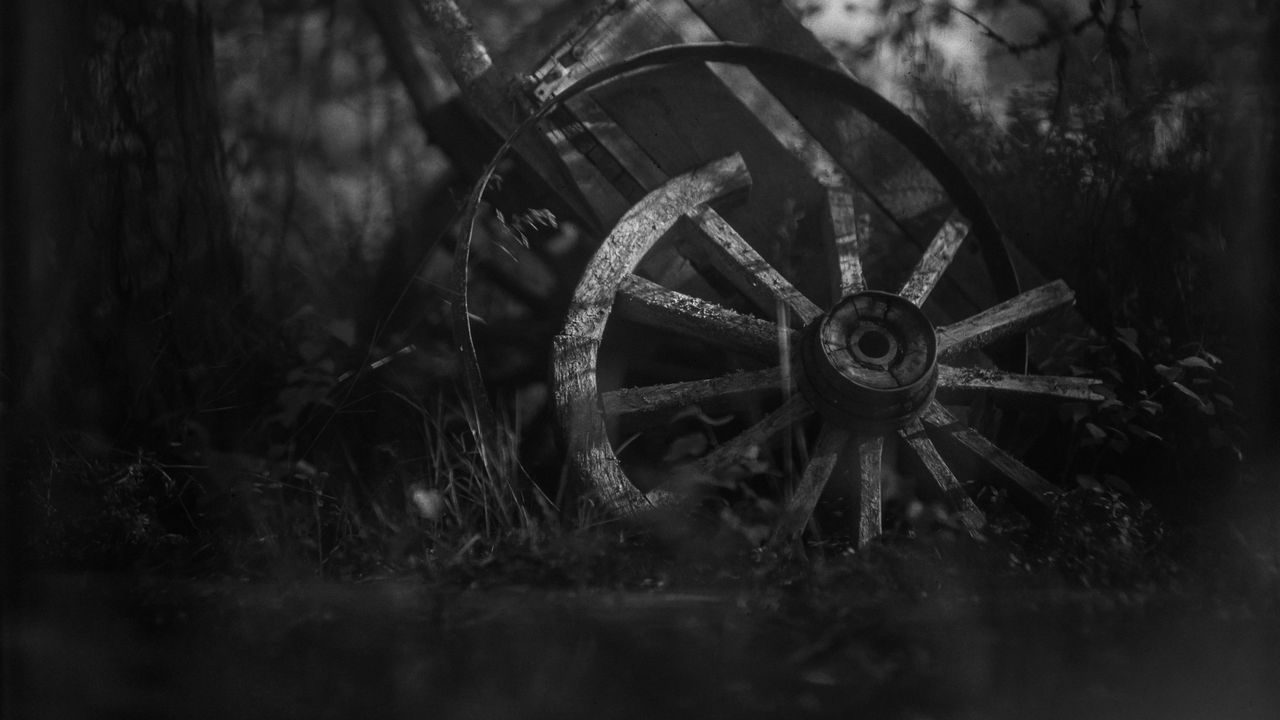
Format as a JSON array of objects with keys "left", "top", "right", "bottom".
[{"left": 7, "top": 534, "right": 1279, "bottom": 720}]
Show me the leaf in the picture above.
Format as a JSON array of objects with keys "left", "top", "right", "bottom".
[
  {"left": 1084, "top": 422, "right": 1107, "bottom": 441},
  {"left": 1177, "top": 356, "right": 1213, "bottom": 371},
  {"left": 1170, "top": 381, "right": 1204, "bottom": 405},
  {"left": 1102, "top": 474, "right": 1134, "bottom": 494},
  {"left": 1128, "top": 426, "right": 1164, "bottom": 443},
  {"left": 1076, "top": 474, "right": 1102, "bottom": 490},
  {"left": 1137, "top": 399, "right": 1163, "bottom": 415},
  {"left": 326, "top": 319, "right": 356, "bottom": 346},
  {"left": 1154, "top": 363, "right": 1182, "bottom": 382},
  {"left": 1115, "top": 327, "right": 1142, "bottom": 358},
  {"left": 662, "top": 432, "right": 709, "bottom": 462}
]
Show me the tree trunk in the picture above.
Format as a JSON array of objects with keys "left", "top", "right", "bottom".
[{"left": 3, "top": 0, "right": 243, "bottom": 447}]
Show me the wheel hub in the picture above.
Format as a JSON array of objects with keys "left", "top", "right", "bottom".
[{"left": 797, "top": 291, "right": 938, "bottom": 430}]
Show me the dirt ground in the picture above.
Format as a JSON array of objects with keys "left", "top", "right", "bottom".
[{"left": 6, "top": 536, "right": 1280, "bottom": 720}]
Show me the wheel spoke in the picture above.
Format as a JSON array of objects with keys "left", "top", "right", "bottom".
[
  {"left": 937, "top": 280, "right": 1075, "bottom": 360},
  {"left": 937, "top": 366, "right": 1104, "bottom": 403},
  {"left": 685, "top": 205, "right": 824, "bottom": 325},
  {"left": 696, "top": 394, "right": 814, "bottom": 476},
  {"left": 563, "top": 153, "right": 751, "bottom": 339},
  {"left": 823, "top": 187, "right": 869, "bottom": 297},
  {"left": 601, "top": 367, "right": 785, "bottom": 418},
  {"left": 614, "top": 275, "right": 787, "bottom": 361},
  {"left": 898, "top": 212, "right": 969, "bottom": 307},
  {"left": 854, "top": 433, "right": 884, "bottom": 547},
  {"left": 921, "top": 402, "right": 1058, "bottom": 508},
  {"left": 773, "top": 423, "right": 851, "bottom": 544},
  {"left": 899, "top": 419, "right": 985, "bottom": 538}
]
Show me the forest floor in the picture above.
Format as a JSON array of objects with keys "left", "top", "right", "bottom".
[{"left": 7, "top": 531, "right": 1280, "bottom": 720}]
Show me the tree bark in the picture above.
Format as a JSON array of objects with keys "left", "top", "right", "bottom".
[{"left": 3, "top": 0, "right": 243, "bottom": 446}]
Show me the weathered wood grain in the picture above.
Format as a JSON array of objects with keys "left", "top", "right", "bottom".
[
  {"left": 552, "top": 333, "right": 652, "bottom": 515},
  {"left": 854, "top": 433, "right": 884, "bottom": 547},
  {"left": 898, "top": 212, "right": 970, "bottom": 306},
  {"left": 614, "top": 275, "right": 783, "bottom": 361},
  {"left": 562, "top": 154, "right": 751, "bottom": 340},
  {"left": 937, "top": 366, "right": 1105, "bottom": 403},
  {"left": 823, "top": 187, "right": 870, "bottom": 298},
  {"left": 653, "top": 0, "right": 850, "bottom": 188},
  {"left": 685, "top": 205, "right": 824, "bottom": 325},
  {"left": 921, "top": 402, "right": 1058, "bottom": 507},
  {"left": 565, "top": 93, "right": 668, "bottom": 192},
  {"left": 773, "top": 423, "right": 852, "bottom": 544},
  {"left": 899, "top": 419, "right": 985, "bottom": 539},
  {"left": 936, "top": 280, "right": 1075, "bottom": 360},
  {"left": 601, "top": 367, "right": 784, "bottom": 418},
  {"left": 542, "top": 120, "right": 633, "bottom": 223}
]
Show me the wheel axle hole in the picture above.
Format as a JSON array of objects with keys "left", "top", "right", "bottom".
[{"left": 857, "top": 330, "right": 892, "bottom": 359}]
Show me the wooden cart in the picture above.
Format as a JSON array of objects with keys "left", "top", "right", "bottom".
[{"left": 434, "top": 0, "right": 1100, "bottom": 546}]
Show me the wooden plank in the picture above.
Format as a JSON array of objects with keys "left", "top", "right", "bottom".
[
  {"left": 854, "top": 433, "right": 884, "bottom": 547},
  {"left": 614, "top": 275, "right": 784, "bottom": 361},
  {"left": 936, "top": 280, "right": 1075, "bottom": 360},
  {"left": 685, "top": 205, "right": 824, "bottom": 325},
  {"left": 524, "top": 0, "right": 680, "bottom": 103},
  {"left": 586, "top": 62, "right": 829, "bottom": 300},
  {"left": 921, "top": 402, "right": 1058, "bottom": 507},
  {"left": 542, "top": 120, "right": 633, "bottom": 223},
  {"left": 685, "top": 0, "right": 948, "bottom": 214},
  {"left": 936, "top": 366, "right": 1105, "bottom": 403},
  {"left": 562, "top": 153, "right": 751, "bottom": 339},
  {"left": 773, "top": 423, "right": 852, "bottom": 544},
  {"left": 600, "top": 367, "right": 784, "bottom": 417},
  {"left": 823, "top": 186, "right": 870, "bottom": 298},
  {"left": 898, "top": 419, "right": 985, "bottom": 539},
  {"left": 695, "top": 394, "right": 814, "bottom": 476},
  {"left": 683, "top": 0, "right": 850, "bottom": 71},
  {"left": 565, "top": 94, "right": 669, "bottom": 192},
  {"left": 898, "top": 212, "right": 970, "bottom": 306},
  {"left": 652, "top": 0, "right": 849, "bottom": 187}
]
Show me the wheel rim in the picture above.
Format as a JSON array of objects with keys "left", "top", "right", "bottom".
[{"left": 553, "top": 154, "right": 1101, "bottom": 545}]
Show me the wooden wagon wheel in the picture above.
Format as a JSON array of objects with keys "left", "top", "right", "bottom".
[
  {"left": 436, "top": 40, "right": 1102, "bottom": 545},
  {"left": 554, "top": 150, "right": 1102, "bottom": 546}
]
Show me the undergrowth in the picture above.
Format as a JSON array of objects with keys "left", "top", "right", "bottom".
[{"left": 20, "top": 389, "right": 555, "bottom": 580}]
